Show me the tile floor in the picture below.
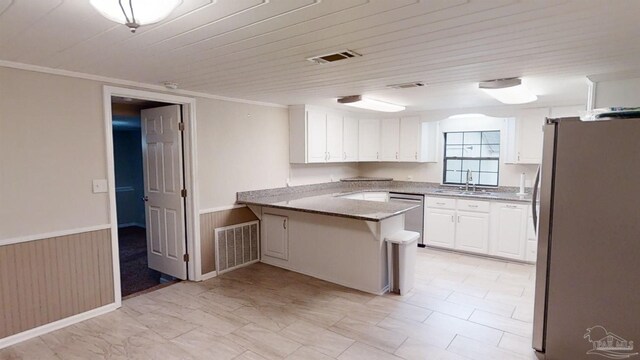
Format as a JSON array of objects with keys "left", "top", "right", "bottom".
[{"left": 0, "top": 248, "right": 537, "bottom": 360}]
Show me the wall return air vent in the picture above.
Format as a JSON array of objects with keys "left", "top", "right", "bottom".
[{"left": 307, "top": 50, "right": 362, "bottom": 64}]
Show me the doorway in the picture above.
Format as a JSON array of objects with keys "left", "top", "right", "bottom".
[{"left": 104, "top": 86, "right": 200, "bottom": 303}]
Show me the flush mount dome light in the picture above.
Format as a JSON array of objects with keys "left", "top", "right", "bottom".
[
  {"left": 337, "top": 95, "right": 405, "bottom": 112},
  {"left": 479, "top": 78, "right": 537, "bottom": 104},
  {"left": 90, "top": 0, "right": 182, "bottom": 33}
]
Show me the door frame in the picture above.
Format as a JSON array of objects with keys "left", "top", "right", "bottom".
[{"left": 102, "top": 85, "right": 201, "bottom": 305}]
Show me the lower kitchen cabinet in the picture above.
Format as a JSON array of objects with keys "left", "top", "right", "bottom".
[
  {"left": 455, "top": 211, "right": 489, "bottom": 254},
  {"left": 424, "top": 208, "right": 456, "bottom": 248},
  {"left": 262, "top": 213, "right": 289, "bottom": 260},
  {"left": 490, "top": 202, "right": 528, "bottom": 260}
]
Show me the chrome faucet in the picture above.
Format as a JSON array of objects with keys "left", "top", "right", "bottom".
[{"left": 465, "top": 169, "right": 474, "bottom": 192}]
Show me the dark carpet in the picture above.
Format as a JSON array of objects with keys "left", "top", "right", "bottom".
[{"left": 118, "top": 226, "right": 161, "bottom": 297}]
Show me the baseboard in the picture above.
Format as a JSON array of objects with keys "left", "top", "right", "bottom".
[
  {"left": 0, "top": 302, "right": 119, "bottom": 350},
  {"left": 200, "top": 270, "right": 218, "bottom": 281}
]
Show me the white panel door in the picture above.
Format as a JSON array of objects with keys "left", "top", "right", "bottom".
[
  {"left": 326, "top": 113, "right": 343, "bottom": 162},
  {"left": 262, "top": 214, "right": 289, "bottom": 260},
  {"left": 491, "top": 203, "right": 527, "bottom": 260},
  {"left": 380, "top": 118, "right": 400, "bottom": 161},
  {"left": 399, "top": 116, "right": 420, "bottom": 161},
  {"left": 141, "top": 105, "right": 187, "bottom": 279},
  {"left": 424, "top": 208, "right": 456, "bottom": 249},
  {"left": 455, "top": 211, "right": 489, "bottom": 254},
  {"left": 306, "top": 110, "right": 327, "bottom": 163},
  {"left": 343, "top": 116, "right": 359, "bottom": 161},
  {"left": 358, "top": 119, "right": 380, "bottom": 161}
]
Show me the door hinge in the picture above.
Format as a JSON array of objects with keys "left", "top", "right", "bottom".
[
  {"left": 183, "top": 253, "right": 189, "bottom": 262},
  {"left": 181, "top": 189, "right": 187, "bottom": 197},
  {"left": 178, "top": 122, "right": 185, "bottom": 131}
]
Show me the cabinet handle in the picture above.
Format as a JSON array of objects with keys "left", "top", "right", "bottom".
[
  {"left": 283, "top": 219, "right": 287, "bottom": 229},
  {"left": 376, "top": 152, "right": 379, "bottom": 159},
  {"left": 327, "top": 151, "right": 331, "bottom": 160},
  {"left": 395, "top": 151, "right": 399, "bottom": 159},
  {"left": 436, "top": 202, "right": 446, "bottom": 205},
  {"left": 468, "top": 205, "right": 478, "bottom": 208},
  {"left": 458, "top": 216, "right": 461, "bottom": 223},
  {"left": 343, "top": 152, "right": 347, "bottom": 160},
  {"left": 415, "top": 152, "right": 418, "bottom": 160},
  {"left": 517, "top": 152, "right": 521, "bottom": 162},
  {"left": 506, "top": 204, "right": 518, "bottom": 209},
  {"left": 451, "top": 215, "right": 454, "bottom": 222}
]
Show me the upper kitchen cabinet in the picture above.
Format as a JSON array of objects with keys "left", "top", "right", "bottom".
[
  {"left": 379, "top": 118, "right": 400, "bottom": 161},
  {"left": 358, "top": 118, "right": 381, "bottom": 161},
  {"left": 343, "top": 116, "right": 359, "bottom": 161},
  {"left": 505, "top": 108, "right": 550, "bottom": 164},
  {"left": 289, "top": 105, "right": 354, "bottom": 164},
  {"left": 399, "top": 117, "right": 438, "bottom": 162}
]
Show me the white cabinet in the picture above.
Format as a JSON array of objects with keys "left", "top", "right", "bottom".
[
  {"left": 380, "top": 118, "right": 400, "bottom": 161},
  {"left": 526, "top": 206, "right": 539, "bottom": 262},
  {"left": 343, "top": 116, "right": 359, "bottom": 161},
  {"left": 455, "top": 211, "right": 490, "bottom": 254},
  {"left": 399, "top": 116, "right": 420, "bottom": 161},
  {"left": 326, "top": 113, "right": 343, "bottom": 162},
  {"left": 262, "top": 213, "right": 289, "bottom": 260},
  {"left": 505, "top": 108, "right": 549, "bottom": 164},
  {"left": 358, "top": 119, "right": 381, "bottom": 161},
  {"left": 306, "top": 109, "right": 328, "bottom": 163},
  {"left": 490, "top": 202, "right": 528, "bottom": 260},
  {"left": 424, "top": 208, "right": 456, "bottom": 248}
]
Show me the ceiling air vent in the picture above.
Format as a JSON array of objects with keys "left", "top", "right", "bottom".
[
  {"left": 386, "top": 82, "right": 426, "bottom": 89},
  {"left": 307, "top": 50, "right": 361, "bottom": 64}
]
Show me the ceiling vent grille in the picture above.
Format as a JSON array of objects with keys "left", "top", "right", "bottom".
[
  {"left": 307, "top": 50, "right": 361, "bottom": 64},
  {"left": 386, "top": 82, "right": 426, "bottom": 89}
]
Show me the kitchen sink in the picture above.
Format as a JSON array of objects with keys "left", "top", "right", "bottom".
[{"left": 432, "top": 189, "right": 498, "bottom": 197}]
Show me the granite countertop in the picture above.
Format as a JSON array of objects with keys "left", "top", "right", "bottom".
[{"left": 237, "top": 180, "right": 534, "bottom": 222}]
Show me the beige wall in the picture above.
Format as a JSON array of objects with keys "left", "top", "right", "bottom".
[{"left": 0, "top": 67, "right": 110, "bottom": 239}]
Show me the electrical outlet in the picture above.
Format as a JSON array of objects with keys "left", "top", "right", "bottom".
[{"left": 92, "top": 179, "right": 108, "bottom": 193}]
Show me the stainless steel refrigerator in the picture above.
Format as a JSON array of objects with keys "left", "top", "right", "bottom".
[{"left": 532, "top": 116, "right": 640, "bottom": 359}]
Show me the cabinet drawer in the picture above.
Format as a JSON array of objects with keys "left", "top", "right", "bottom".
[
  {"left": 426, "top": 197, "right": 456, "bottom": 209},
  {"left": 457, "top": 199, "right": 490, "bottom": 212}
]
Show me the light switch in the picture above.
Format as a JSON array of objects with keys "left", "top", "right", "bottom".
[{"left": 92, "top": 179, "right": 108, "bottom": 193}]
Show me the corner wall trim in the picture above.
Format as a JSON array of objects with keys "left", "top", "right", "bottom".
[
  {"left": 199, "top": 204, "right": 246, "bottom": 214},
  {"left": 0, "top": 224, "right": 112, "bottom": 247},
  {"left": 0, "top": 303, "right": 118, "bottom": 350},
  {"left": 0, "top": 60, "right": 286, "bottom": 108}
]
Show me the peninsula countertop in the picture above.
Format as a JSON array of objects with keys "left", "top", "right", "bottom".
[{"left": 236, "top": 180, "right": 534, "bottom": 222}]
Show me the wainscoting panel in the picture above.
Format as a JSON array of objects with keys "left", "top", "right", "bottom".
[
  {"left": 0, "top": 229, "right": 114, "bottom": 339},
  {"left": 200, "top": 207, "right": 258, "bottom": 275}
]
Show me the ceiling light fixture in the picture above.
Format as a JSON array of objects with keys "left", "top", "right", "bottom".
[
  {"left": 479, "top": 78, "right": 537, "bottom": 104},
  {"left": 337, "top": 95, "right": 405, "bottom": 112},
  {"left": 90, "top": 0, "right": 182, "bottom": 33}
]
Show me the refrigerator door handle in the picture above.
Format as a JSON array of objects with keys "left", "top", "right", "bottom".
[{"left": 532, "top": 166, "right": 541, "bottom": 235}]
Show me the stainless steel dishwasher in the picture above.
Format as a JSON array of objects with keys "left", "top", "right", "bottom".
[{"left": 388, "top": 193, "right": 425, "bottom": 247}]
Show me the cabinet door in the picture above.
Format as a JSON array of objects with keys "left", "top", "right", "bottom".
[
  {"left": 491, "top": 203, "right": 527, "bottom": 260},
  {"left": 380, "top": 118, "right": 400, "bottom": 161},
  {"left": 455, "top": 211, "right": 489, "bottom": 254},
  {"left": 326, "top": 113, "right": 343, "bottom": 162},
  {"left": 343, "top": 116, "right": 359, "bottom": 161},
  {"left": 399, "top": 116, "right": 420, "bottom": 161},
  {"left": 424, "top": 208, "right": 456, "bottom": 249},
  {"left": 307, "top": 110, "right": 327, "bottom": 163},
  {"left": 516, "top": 108, "right": 549, "bottom": 164},
  {"left": 262, "top": 214, "right": 289, "bottom": 260},
  {"left": 358, "top": 119, "right": 381, "bottom": 161}
]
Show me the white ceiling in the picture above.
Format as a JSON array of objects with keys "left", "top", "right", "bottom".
[{"left": 2, "top": 0, "right": 639, "bottom": 111}]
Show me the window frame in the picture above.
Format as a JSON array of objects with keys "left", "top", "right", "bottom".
[{"left": 442, "top": 130, "right": 501, "bottom": 187}]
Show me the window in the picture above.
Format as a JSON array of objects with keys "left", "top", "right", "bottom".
[{"left": 443, "top": 131, "right": 500, "bottom": 186}]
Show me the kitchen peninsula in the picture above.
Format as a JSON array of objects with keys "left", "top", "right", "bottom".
[{"left": 237, "top": 179, "right": 532, "bottom": 294}]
